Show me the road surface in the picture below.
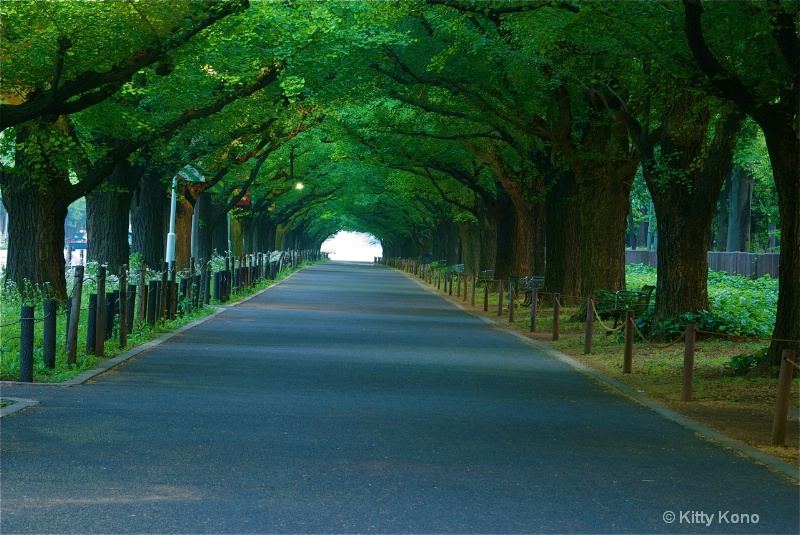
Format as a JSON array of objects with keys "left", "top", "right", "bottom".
[{"left": 1, "top": 262, "right": 798, "bottom": 533}]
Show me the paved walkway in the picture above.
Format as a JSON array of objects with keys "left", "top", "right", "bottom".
[{"left": 1, "top": 262, "right": 798, "bottom": 534}]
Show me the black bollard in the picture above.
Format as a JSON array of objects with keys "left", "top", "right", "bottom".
[
  {"left": 43, "top": 300, "right": 58, "bottom": 369},
  {"left": 19, "top": 305, "right": 34, "bottom": 382},
  {"left": 213, "top": 271, "right": 221, "bottom": 301}
]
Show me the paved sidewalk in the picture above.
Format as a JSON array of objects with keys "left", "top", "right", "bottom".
[{"left": 1, "top": 262, "right": 798, "bottom": 534}]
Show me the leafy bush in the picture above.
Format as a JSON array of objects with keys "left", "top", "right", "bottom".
[
  {"left": 622, "top": 264, "right": 776, "bottom": 340},
  {"left": 727, "top": 348, "right": 767, "bottom": 375}
]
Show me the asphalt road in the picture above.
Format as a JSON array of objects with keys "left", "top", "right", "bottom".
[{"left": 1, "top": 262, "right": 798, "bottom": 534}]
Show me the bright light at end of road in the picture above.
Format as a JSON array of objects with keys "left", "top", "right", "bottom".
[
  {"left": 321, "top": 231, "right": 382, "bottom": 262},
  {"left": 295, "top": 182, "right": 304, "bottom": 190}
]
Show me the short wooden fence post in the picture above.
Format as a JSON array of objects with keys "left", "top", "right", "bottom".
[
  {"left": 159, "top": 264, "right": 168, "bottom": 320},
  {"left": 125, "top": 284, "right": 136, "bottom": 338},
  {"left": 623, "top": 311, "right": 634, "bottom": 374},
  {"left": 43, "top": 299, "right": 58, "bottom": 368},
  {"left": 66, "top": 265, "right": 84, "bottom": 365},
  {"left": 147, "top": 281, "right": 158, "bottom": 326},
  {"left": 584, "top": 293, "right": 594, "bottom": 355},
  {"left": 119, "top": 266, "right": 128, "bottom": 348},
  {"left": 530, "top": 288, "right": 538, "bottom": 333},
  {"left": 470, "top": 274, "right": 476, "bottom": 306},
  {"left": 497, "top": 280, "right": 504, "bottom": 317},
  {"left": 86, "top": 294, "right": 97, "bottom": 354},
  {"left": 96, "top": 265, "right": 106, "bottom": 357},
  {"left": 552, "top": 293, "right": 560, "bottom": 341},
  {"left": 681, "top": 323, "right": 696, "bottom": 401},
  {"left": 771, "top": 350, "right": 798, "bottom": 446},
  {"left": 137, "top": 262, "right": 147, "bottom": 325},
  {"left": 508, "top": 279, "right": 515, "bottom": 323}
]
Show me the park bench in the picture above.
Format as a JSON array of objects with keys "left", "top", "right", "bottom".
[
  {"left": 443, "top": 263, "right": 464, "bottom": 282},
  {"left": 517, "top": 275, "right": 545, "bottom": 307},
  {"left": 597, "top": 284, "right": 656, "bottom": 328}
]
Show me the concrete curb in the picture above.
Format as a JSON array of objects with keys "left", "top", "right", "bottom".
[
  {"left": 0, "top": 397, "right": 40, "bottom": 418},
  {"left": 405, "top": 270, "right": 800, "bottom": 483}
]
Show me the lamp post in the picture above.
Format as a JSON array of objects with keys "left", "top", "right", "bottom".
[{"left": 166, "top": 175, "right": 177, "bottom": 276}]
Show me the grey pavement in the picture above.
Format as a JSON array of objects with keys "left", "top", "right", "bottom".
[{"left": 1, "top": 261, "right": 798, "bottom": 534}]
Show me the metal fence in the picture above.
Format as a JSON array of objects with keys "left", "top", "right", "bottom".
[{"left": 625, "top": 250, "right": 780, "bottom": 279}]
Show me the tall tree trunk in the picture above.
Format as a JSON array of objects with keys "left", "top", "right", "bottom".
[
  {"left": 715, "top": 172, "right": 731, "bottom": 251},
  {"left": 545, "top": 168, "right": 581, "bottom": 297},
  {"left": 753, "top": 117, "right": 800, "bottom": 374},
  {"left": 477, "top": 198, "right": 498, "bottom": 273},
  {"left": 726, "top": 164, "right": 753, "bottom": 252},
  {"left": 174, "top": 195, "right": 194, "bottom": 268},
  {"left": 130, "top": 171, "right": 168, "bottom": 267},
  {"left": 2, "top": 180, "right": 70, "bottom": 299},
  {"left": 86, "top": 159, "right": 143, "bottom": 273},
  {"left": 577, "top": 169, "right": 631, "bottom": 294},
  {"left": 1, "top": 125, "right": 71, "bottom": 300},
  {"left": 493, "top": 201, "right": 517, "bottom": 281},
  {"left": 554, "top": 89, "right": 637, "bottom": 294},
  {"left": 640, "top": 102, "right": 744, "bottom": 328},
  {"left": 458, "top": 221, "right": 480, "bottom": 275}
]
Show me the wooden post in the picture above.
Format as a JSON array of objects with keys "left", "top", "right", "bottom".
[
  {"left": 187, "top": 257, "right": 195, "bottom": 314},
  {"left": 470, "top": 274, "right": 476, "bottom": 306},
  {"left": 147, "top": 281, "right": 158, "bottom": 326},
  {"left": 623, "top": 311, "right": 634, "bottom": 374},
  {"left": 552, "top": 293, "right": 560, "bottom": 341},
  {"left": 508, "top": 279, "right": 515, "bottom": 323},
  {"left": 159, "top": 263, "right": 168, "bottom": 321},
  {"left": 771, "top": 350, "right": 798, "bottom": 445},
  {"left": 126, "top": 284, "right": 136, "bottom": 334},
  {"left": 170, "top": 266, "right": 178, "bottom": 320},
  {"left": 86, "top": 294, "right": 97, "bottom": 354},
  {"left": 463, "top": 275, "right": 467, "bottom": 302},
  {"left": 137, "top": 262, "right": 147, "bottom": 325},
  {"left": 483, "top": 281, "right": 489, "bottom": 312},
  {"left": 95, "top": 265, "right": 106, "bottom": 358},
  {"left": 530, "top": 288, "right": 537, "bottom": 333},
  {"left": 584, "top": 293, "right": 594, "bottom": 354},
  {"left": 65, "top": 266, "right": 84, "bottom": 365},
  {"left": 681, "top": 323, "right": 696, "bottom": 401},
  {"left": 456, "top": 273, "right": 461, "bottom": 297},
  {"left": 497, "top": 280, "right": 503, "bottom": 316},
  {"left": 43, "top": 299, "right": 57, "bottom": 368},
  {"left": 119, "top": 265, "right": 128, "bottom": 348}
]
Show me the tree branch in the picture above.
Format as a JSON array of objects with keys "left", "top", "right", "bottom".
[{"left": 1, "top": 0, "right": 250, "bottom": 130}]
